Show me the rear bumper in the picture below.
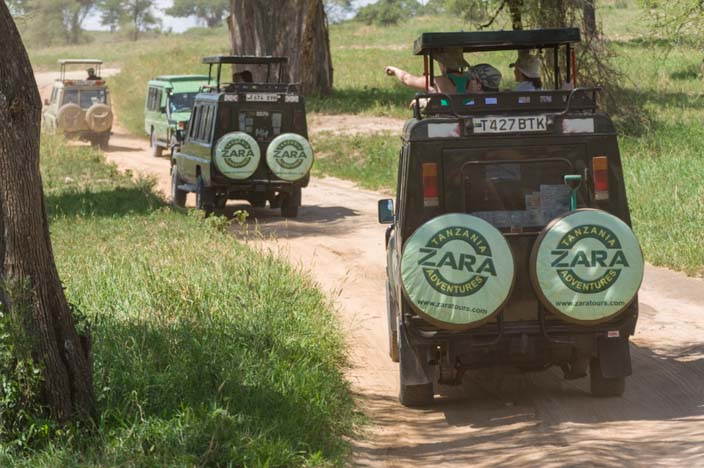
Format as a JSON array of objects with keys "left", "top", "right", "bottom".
[{"left": 404, "top": 301, "right": 638, "bottom": 370}]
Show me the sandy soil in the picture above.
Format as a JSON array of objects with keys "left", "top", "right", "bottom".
[{"left": 35, "top": 73, "right": 704, "bottom": 467}]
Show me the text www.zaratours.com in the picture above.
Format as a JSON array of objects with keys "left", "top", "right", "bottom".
[
  {"left": 556, "top": 300, "right": 625, "bottom": 307},
  {"left": 417, "top": 300, "right": 488, "bottom": 315}
]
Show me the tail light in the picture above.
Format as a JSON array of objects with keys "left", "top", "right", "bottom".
[
  {"left": 423, "top": 163, "right": 439, "bottom": 207},
  {"left": 592, "top": 156, "right": 609, "bottom": 200}
]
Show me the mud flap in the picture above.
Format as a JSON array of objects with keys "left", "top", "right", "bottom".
[
  {"left": 597, "top": 337, "right": 632, "bottom": 378},
  {"left": 398, "top": 321, "right": 434, "bottom": 386}
]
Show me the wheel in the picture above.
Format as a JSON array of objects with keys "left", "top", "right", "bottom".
[
  {"left": 249, "top": 194, "right": 267, "bottom": 208},
  {"left": 99, "top": 133, "right": 110, "bottom": 150},
  {"left": 151, "top": 130, "right": 162, "bottom": 158},
  {"left": 400, "top": 382, "right": 434, "bottom": 408},
  {"left": 195, "top": 174, "right": 214, "bottom": 216},
  {"left": 171, "top": 166, "right": 187, "bottom": 208},
  {"left": 590, "top": 358, "right": 626, "bottom": 397},
  {"left": 386, "top": 281, "right": 399, "bottom": 363},
  {"left": 281, "top": 186, "right": 301, "bottom": 218}
]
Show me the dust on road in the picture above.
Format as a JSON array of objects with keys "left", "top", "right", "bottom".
[{"left": 36, "top": 72, "right": 704, "bottom": 467}]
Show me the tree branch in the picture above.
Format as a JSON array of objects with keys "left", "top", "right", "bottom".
[{"left": 480, "top": 0, "right": 506, "bottom": 29}]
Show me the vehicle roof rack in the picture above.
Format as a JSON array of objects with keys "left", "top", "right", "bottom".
[
  {"left": 413, "top": 28, "right": 580, "bottom": 54},
  {"left": 202, "top": 55, "right": 288, "bottom": 65},
  {"left": 58, "top": 59, "right": 104, "bottom": 65}
]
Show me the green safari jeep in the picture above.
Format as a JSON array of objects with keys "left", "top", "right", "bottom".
[
  {"left": 144, "top": 75, "right": 210, "bottom": 158},
  {"left": 171, "top": 55, "right": 313, "bottom": 218},
  {"left": 379, "top": 28, "right": 645, "bottom": 407}
]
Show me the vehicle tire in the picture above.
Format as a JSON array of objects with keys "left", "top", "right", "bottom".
[
  {"left": 249, "top": 194, "right": 267, "bottom": 208},
  {"left": 98, "top": 133, "right": 110, "bottom": 150},
  {"left": 171, "top": 166, "right": 187, "bottom": 208},
  {"left": 400, "top": 382, "right": 434, "bottom": 408},
  {"left": 195, "top": 174, "right": 214, "bottom": 216},
  {"left": 589, "top": 358, "right": 626, "bottom": 397},
  {"left": 386, "top": 281, "right": 399, "bottom": 363},
  {"left": 281, "top": 186, "right": 301, "bottom": 218},
  {"left": 85, "top": 103, "right": 113, "bottom": 133},
  {"left": 151, "top": 130, "right": 162, "bottom": 158},
  {"left": 56, "top": 103, "right": 82, "bottom": 131}
]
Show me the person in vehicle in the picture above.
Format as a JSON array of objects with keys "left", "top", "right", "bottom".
[
  {"left": 510, "top": 54, "right": 542, "bottom": 91},
  {"left": 233, "top": 70, "right": 253, "bottom": 83},
  {"left": 86, "top": 67, "right": 101, "bottom": 80},
  {"left": 385, "top": 48, "right": 482, "bottom": 93}
]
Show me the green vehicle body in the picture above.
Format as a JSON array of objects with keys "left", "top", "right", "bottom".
[
  {"left": 144, "top": 75, "right": 210, "bottom": 157},
  {"left": 171, "top": 56, "right": 312, "bottom": 218},
  {"left": 379, "top": 29, "right": 642, "bottom": 407}
]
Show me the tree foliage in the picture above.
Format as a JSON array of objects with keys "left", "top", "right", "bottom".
[
  {"left": 166, "top": 0, "right": 229, "bottom": 28},
  {"left": 355, "top": 0, "right": 422, "bottom": 25},
  {"left": 640, "top": 0, "right": 704, "bottom": 45},
  {"left": 121, "top": 0, "right": 159, "bottom": 40},
  {"left": 12, "top": 0, "right": 95, "bottom": 46}
]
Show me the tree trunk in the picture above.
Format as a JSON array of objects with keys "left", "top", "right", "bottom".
[
  {"left": 0, "top": 3, "right": 94, "bottom": 422},
  {"left": 228, "top": 0, "right": 333, "bottom": 95},
  {"left": 507, "top": 0, "right": 524, "bottom": 30},
  {"left": 582, "top": 0, "right": 597, "bottom": 39}
]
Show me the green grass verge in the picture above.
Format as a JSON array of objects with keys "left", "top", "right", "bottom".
[{"left": 0, "top": 136, "right": 356, "bottom": 466}]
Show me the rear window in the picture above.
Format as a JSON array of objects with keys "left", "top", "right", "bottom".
[
  {"left": 214, "top": 106, "right": 283, "bottom": 142},
  {"left": 464, "top": 160, "right": 572, "bottom": 231},
  {"left": 62, "top": 89, "right": 106, "bottom": 108}
]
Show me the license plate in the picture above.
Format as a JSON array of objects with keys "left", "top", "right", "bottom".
[
  {"left": 245, "top": 93, "right": 279, "bottom": 102},
  {"left": 473, "top": 115, "right": 548, "bottom": 134}
]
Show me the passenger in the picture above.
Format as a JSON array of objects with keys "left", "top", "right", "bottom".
[
  {"left": 468, "top": 63, "right": 502, "bottom": 93},
  {"left": 385, "top": 47, "right": 472, "bottom": 93},
  {"left": 233, "top": 70, "right": 253, "bottom": 83},
  {"left": 86, "top": 67, "right": 101, "bottom": 80},
  {"left": 510, "top": 54, "right": 542, "bottom": 91}
]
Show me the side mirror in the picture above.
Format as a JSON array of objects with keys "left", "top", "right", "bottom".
[
  {"left": 160, "top": 106, "right": 167, "bottom": 113},
  {"left": 378, "top": 199, "right": 394, "bottom": 224}
]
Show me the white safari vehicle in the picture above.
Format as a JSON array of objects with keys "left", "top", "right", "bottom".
[{"left": 42, "top": 59, "right": 113, "bottom": 149}]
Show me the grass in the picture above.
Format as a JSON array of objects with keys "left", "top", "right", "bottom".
[{"left": 0, "top": 136, "right": 357, "bottom": 466}]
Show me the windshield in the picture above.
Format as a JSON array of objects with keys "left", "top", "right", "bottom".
[{"left": 169, "top": 92, "right": 198, "bottom": 114}]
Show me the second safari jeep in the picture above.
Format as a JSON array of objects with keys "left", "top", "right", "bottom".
[
  {"left": 144, "top": 74, "right": 210, "bottom": 158},
  {"left": 379, "top": 28, "right": 645, "bottom": 407},
  {"left": 172, "top": 55, "right": 313, "bottom": 218},
  {"left": 42, "top": 59, "right": 113, "bottom": 149}
]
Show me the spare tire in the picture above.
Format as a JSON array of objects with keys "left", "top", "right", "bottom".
[
  {"left": 214, "top": 132, "right": 261, "bottom": 180},
  {"left": 529, "top": 209, "right": 644, "bottom": 324},
  {"left": 266, "top": 133, "right": 314, "bottom": 181},
  {"left": 56, "top": 103, "right": 83, "bottom": 131},
  {"left": 85, "top": 103, "right": 113, "bottom": 133},
  {"left": 400, "top": 213, "right": 516, "bottom": 330}
]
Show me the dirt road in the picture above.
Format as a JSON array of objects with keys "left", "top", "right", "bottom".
[{"left": 36, "top": 74, "right": 704, "bottom": 467}]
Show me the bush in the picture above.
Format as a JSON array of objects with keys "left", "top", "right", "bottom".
[{"left": 355, "top": 0, "right": 422, "bottom": 25}]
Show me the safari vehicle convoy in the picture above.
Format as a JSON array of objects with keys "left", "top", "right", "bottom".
[
  {"left": 144, "top": 74, "right": 210, "bottom": 158},
  {"left": 171, "top": 55, "right": 313, "bottom": 217},
  {"left": 42, "top": 59, "right": 113, "bottom": 149},
  {"left": 379, "top": 28, "right": 646, "bottom": 406}
]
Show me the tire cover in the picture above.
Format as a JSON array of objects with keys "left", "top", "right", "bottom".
[
  {"left": 266, "top": 133, "right": 314, "bottom": 181},
  {"left": 530, "top": 209, "right": 644, "bottom": 324},
  {"left": 56, "top": 103, "right": 83, "bottom": 131},
  {"left": 85, "top": 103, "right": 113, "bottom": 133},
  {"left": 401, "top": 213, "right": 515, "bottom": 329},
  {"left": 214, "top": 132, "right": 261, "bottom": 180}
]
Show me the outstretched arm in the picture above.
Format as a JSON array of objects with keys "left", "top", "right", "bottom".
[{"left": 385, "top": 66, "right": 427, "bottom": 91}]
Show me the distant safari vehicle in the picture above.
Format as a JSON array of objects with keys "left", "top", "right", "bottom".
[
  {"left": 144, "top": 74, "right": 210, "bottom": 158},
  {"left": 379, "top": 28, "right": 645, "bottom": 407},
  {"left": 42, "top": 59, "right": 113, "bottom": 149},
  {"left": 171, "top": 55, "right": 313, "bottom": 218}
]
